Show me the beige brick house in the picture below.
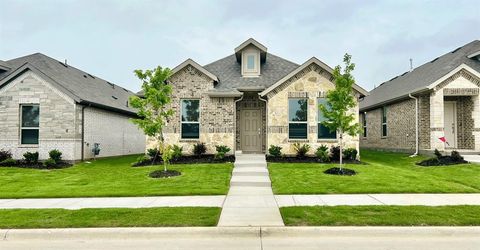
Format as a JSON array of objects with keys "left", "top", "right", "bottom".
[
  {"left": 360, "top": 40, "right": 480, "bottom": 154},
  {"left": 150, "top": 39, "right": 367, "bottom": 155},
  {"left": 0, "top": 53, "right": 145, "bottom": 161}
]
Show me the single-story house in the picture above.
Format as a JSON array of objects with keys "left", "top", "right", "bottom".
[
  {"left": 148, "top": 38, "right": 368, "bottom": 155},
  {"left": 0, "top": 53, "right": 145, "bottom": 161},
  {"left": 359, "top": 40, "right": 480, "bottom": 154}
]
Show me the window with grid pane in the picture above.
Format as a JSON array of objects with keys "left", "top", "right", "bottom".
[
  {"left": 20, "top": 105, "right": 40, "bottom": 144},
  {"left": 288, "top": 98, "right": 308, "bottom": 139},
  {"left": 317, "top": 98, "right": 336, "bottom": 139},
  {"left": 181, "top": 100, "right": 200, "bottom": 139}
]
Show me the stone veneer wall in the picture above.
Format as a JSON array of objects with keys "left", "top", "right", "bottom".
[
  {"left": 235, "top": 92, "right": 266, "bottom": 152},
  {"left": 0, "top": 71, "right": 79, "bottom": 160},
  {"left": 267, "top": 66, "right": 360, "bottom": 156},
  {"left": 360, "top": 99, "right": 417, "bottom": 152},
  {"left": 82, "top": 106, "right": 146, "bottom": 159},
  {"left": 156, "top": 65, "right": 236, "bottom": 154}
]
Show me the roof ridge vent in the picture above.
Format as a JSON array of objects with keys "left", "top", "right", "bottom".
[
  {"left": 451, "top": 46, "right": 462, "bottom": 53},
  {"left": 400, "top": 71, "right": 409, "bottom": 76},
  {"left": 106, "top": 81, "right": 115, "bottom": 88},
  {"left": 58, "top": 61, "right": 68, "bottom": 68},
  {"left": 87, "top": 74, "right": 95, "bottom": 79},
  {"left": 430, "top": 57, "right": 439, "bottom": 63}
]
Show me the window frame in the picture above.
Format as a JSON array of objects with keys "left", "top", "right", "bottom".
[
  {"left": 381, "top": 106, "right": 387, "bottom": 137},
  {"left": 243, "top": 52, "right": 258, "bottom": 73},
  {"left": 317, "top": 98, "right": 337, "bottom": 140},
  {"left": 180, "top": 99, "right": 201, "bottom": 140},
  {"left": 20, "top": 104, "right": 40, "bottom": 145},
  {"left": 288, "top": 98, "right": 308, "bottom": 140},
  {"left": 362, "top": 112, "right": 367, "bottom": 138}
]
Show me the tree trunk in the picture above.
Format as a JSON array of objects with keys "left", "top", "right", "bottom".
[{"left": 339, "top": 131, "right": 343, "bottom": 172}]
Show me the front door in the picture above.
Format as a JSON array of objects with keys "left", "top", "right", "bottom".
[
  {"left": 240, "top": 109, "right": 262, "bottom": 152},
  {"left": 444, "top": 101, "right": 457, "bottom": 148}
]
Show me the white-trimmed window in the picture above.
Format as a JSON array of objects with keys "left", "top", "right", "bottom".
[
  {"left": 181, "top": 99, "right": 200, "bottom": 139},
  {"left": 288, "top": 98, "right": 308, "bottom": 139},
  {"left": 382, "top": 106, "right": 387, "bottom": 137},
  {"left": 20, "top": 104, "right": 40, "bottom": 144},
  {"left": 317, "top": 98, "right": 336, "bottom": 139},
  {"left": 362, "top": 112, "right": 367, "bottom": 138}
]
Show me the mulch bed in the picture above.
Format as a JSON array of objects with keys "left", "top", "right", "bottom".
[
  {"left": 417, "top": 156, "right": 468, "bottom": 166},
  {"left": 0, "top": 160, "right": 72, "bottom": 169},
  {"left": 323, "top": 167, "right": 357, "bottom": 176},
  {"left": 132, "top": 154, "right": 235, "bottom": 167},
  {"left": 266, "top": 156, "right": 363, "bottom": 164},
  {"left": 149, "top": 169, "right": 182, "bottom": 178}
]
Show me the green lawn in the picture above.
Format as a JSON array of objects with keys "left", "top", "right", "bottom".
[
  {"left": 0, "top": 207, "right": 221, "bottom": 228},
  {"left": 0, "top": 155, "right": 233, "bottom": 198},
  {"left": 281, "top": 205, "right": 480, "bottom": 226},
  {"left": 269, "top": 150, "right": 480, "bottom": 194}
]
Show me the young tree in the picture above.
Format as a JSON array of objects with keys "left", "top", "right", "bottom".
[
  {"left": 319, "top": 54, "right": 361, "bottom": 171},
  {"left": 129, "top": 66, "right": 174, "bottom": 172}
]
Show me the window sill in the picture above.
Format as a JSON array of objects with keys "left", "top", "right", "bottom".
[
  {"left": 317, "top": 139, "right": 338, "bottom": 143},
  {"left": 179, "top": 139, "right": 200, "bottom": 142},
  {"left": 18, "top": 145, "right": 39, "bottom": 148},
  {"left": 288, "top": 139, "right": 309, "bottom": 143},
  {"left": 381, "top": 136, "right": 388, "bottom": 139}
]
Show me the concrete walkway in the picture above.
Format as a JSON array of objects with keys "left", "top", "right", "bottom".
[
  {"left": 2, "top": 227, "right": 480, "bottom": 250},
  {"left": 462, "top": 154, "right": 480, "bottom": 163},
  {"left": 218, "top": 154, "right": 284, "bottom": 227},
  {"left": 276, "top": 193, "right": 480, "bottom": 207},
  {"left": 0, "top": 196, "right": 225, "bottom": 209}
]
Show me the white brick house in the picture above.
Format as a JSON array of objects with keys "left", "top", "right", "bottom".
[{"left": 0, "top": 53, "right": 145, "bottom": 161}]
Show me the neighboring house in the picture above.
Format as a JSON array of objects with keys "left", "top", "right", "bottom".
[
  {"left": 359, "top": 40, "right": 480, "bottom": 154},
  {"left": 0, "top": 53, "right": 145, "bottom": 161},
  {"left": 147, "top": 38, "right": 367, "bottom": 155}
]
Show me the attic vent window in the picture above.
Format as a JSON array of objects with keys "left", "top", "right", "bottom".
[
  {"left": 247, "top": 55, "right": 255, "bottom": 70},
  {"left": 112, "top": 96, "right": 118, "bottom": 100}
]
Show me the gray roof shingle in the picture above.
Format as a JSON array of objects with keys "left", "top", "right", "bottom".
[
  {"left": 203, "top": 53, "right": 299, "bottom": 91},
  {"left": 0, "top": 53, "right": 138, "bottom": 115},
  {"left": 360, "top": 40, "right": 480, "bottom": 111}
]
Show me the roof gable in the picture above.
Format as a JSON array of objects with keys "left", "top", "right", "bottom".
[
  {"left": 234, "top": 38, "right": 268, "bottom": 63},
  {"left": 171, "top": 59, "right": 218, "bottom": 82},
  {"left": 260, "top": 57, "right": 368, "bottom": 98}
]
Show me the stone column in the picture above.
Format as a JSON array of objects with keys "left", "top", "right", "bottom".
[{"left": 430, "top": 90, "right": 445, "bottom": 150}]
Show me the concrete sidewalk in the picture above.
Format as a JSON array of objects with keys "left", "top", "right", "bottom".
[
  {"left": 218, "top": 154, "right": 284, "bottom": 227},
  {"left": 1, "top": 227, "right": 479, "bottom": 250},
  {"left": 0, "top": 196, "right": 225, "bottom": 209},
  {"left": 276, "top": 193, "right": 480, "bottom": 207}
]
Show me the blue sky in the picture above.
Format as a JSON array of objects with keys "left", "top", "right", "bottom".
[{"left": 1, "top": 0, "right": 479, "bottom": 92}]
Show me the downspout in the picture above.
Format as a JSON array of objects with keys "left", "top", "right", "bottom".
[
  {"left": 233, "top": 94, "right": 244, "bottom": 154},
  {"left": 409, "top": 93, "right": 419, "bottom": 157},
  {"left": 258, "top": 94, "right": 268, "bottom": 154}
]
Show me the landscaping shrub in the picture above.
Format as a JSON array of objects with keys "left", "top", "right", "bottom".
[
  {"left": 172, "top": 145, "right": 183, "bottom": 160},
  {"left": 43, "top": 158, "right": 57, "bottom": 168},
  {"left": 417, "top": 149, "right": 467, "bottom": 166},
  {"left": 293, "top": 143, "right": 310, "bottom": 158},
  {"left": 330, "top": 146, "right": 341, "bottom": 161},
  {"left": 0, "top": 149, "right": 12, "bottom": 162},
  {"left": 315, "top": 145, "right": 330, "bottom": 162},
  {"left": 147, "top": 148, "right": 160, "bottom": 160},
  {"left": 0, "top": 158, "right": 16, "bottom": 167},
  {"left": 48, "top": 149, "right": 62, "bottom": 163},
  {"left": 268, "top": 145, "right": 282, "bottom": 157},
  {"left": 215, "top": 145, "right": 231, "bottom": 160},
  {"left": 192, "top": 142, "right": 207, "bottom": 156},
  {"left": 23, "top": 152, "right": 39, "bottom": 164},
  {"left": 343, "top": 148, "right": 358, "bottom": 161}
]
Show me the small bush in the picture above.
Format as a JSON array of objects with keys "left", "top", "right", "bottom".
[
  {"left": 48, "top": 149, "right": 62, "bottom": 163},
  {"left": 343, "top": 148, "right": 358, "bottom": 161},
  {"left": 434, "top": 149, "right": 442, "bottom": 159},
  {"left": 293, "top": 143, "right": 311, "bottom": 158},
  {"left": 192, "top": 142, "right": 207, "bottom": 156},
  {"left": 451, "top": 151, "right": 463, "bottom": 162},
  {"left": 315, "top": 145, "right": 330, "bottom": 162},
  {"left": 133, "top": 155, "right": 151, "bottom": 166},
  {"left": 172, "top": 145, "right": 183, "bottom": 160},
  {"left": 43, "top": 158, "right": 57, "bottom": 168},
  {"left": 0, "top": 149, "right": 12, "bottom": 162},
  {"left": 23, "top": 152, "right": 39, "bottom": 164},
  {"left": 330, "top": 146, "right": 341, "bottom": 161},
  {"left": 147, "top": 148, "right": 160, "bottom": 160},
  {"left": 268, "top": 145, "right": 282, "bottom": 157},
  {"left": 0, "top": 158, "right": 16, "bottom": 167},
  {"left": 215, "top": 145, "right": 231, "bottom": 160}
]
